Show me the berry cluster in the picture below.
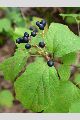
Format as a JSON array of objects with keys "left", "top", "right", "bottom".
[
  {"left": 16, "top": 19, "right": 54, "bottom": 67},
  {"left": 16, "top": 32, "right": 29, "bottom": 44},
  {"left": 36, "top": 19, "right": 46, "bottom": 30}
]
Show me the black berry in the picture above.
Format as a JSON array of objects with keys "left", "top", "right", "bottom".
[
  {"left": 40, "top": 19, "right": 46, "bottom": 27},
  {"left": 36, "top": 21, "right": 44, "bottom": 30},
  {"left": 47, "top": 60, "right": 54, "bottom": 67},
  {"left": 34, "top": 28, "right": 38, "bottom": 33},
  {"left": 16, "top": 38, "right": 22, "bottom": 44},
  {"left": 25, "top": 43, "right": 31, "bottom": 49},
  {"left": 23, "top": 36, "right": 29, "bottom": 43},
  {"left": 39, "top": 41, "right": 45, "bottom": 48},
  {"left": 36, "top": 21, "right": 40, "bottom": 27},
  {"left": 39, "top": 24, "right": 44, "bottom": 30},
  {"left": 29, "top": 26, "right": 34, "bottom": 31},
  {"left": 24, "top": 32, "right": 29, "bottom": 37},
  {"left": 31, "top": 31, "right": 37, "bottom": 37}
]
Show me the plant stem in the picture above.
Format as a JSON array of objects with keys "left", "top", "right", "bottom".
[
  {"left": 77, "top": 22, "right": 80, "bottom": 37},
  {"left": 75, "top": 18, "right": 80, "bottom": 37}
]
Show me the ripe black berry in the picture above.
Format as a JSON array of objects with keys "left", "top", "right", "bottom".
[
  {"left": 31, "top": 31, "right": 37, "bottom": 37},
  {"left": 23, "top": 36, "right": 29, "bottom": 43},
  {"left": 40, "top": 19, "right": 46, "bottom": 27},
  {"left": 47, "top": 60, "right": 54, "bottom": 67},
  {"left": 39, "top": 24, "right": 44, "bottom": 30},
  {"left": 24, "top": 32, "right": 29, "bottom": 37},
  {"left": 16, "top": 38, "right": 22, "bottom": 44},
  {"left": 36, "top": 21, "right": 44, "bottom": 30},
  {"left": 39, "top": 41, "right": 45, "bottom": 48},
  {"left": 29, "top": 26, "right": 34, "bottom": 31},
  {"left": 25, "top": 43, "right": 31, "bottom": 49},
  {"left": 36, "top": 21, "right": 40, "bottom": 27}
]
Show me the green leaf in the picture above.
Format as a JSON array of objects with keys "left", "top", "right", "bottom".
[
  {"left": 45, "top": 81, "right": 80, "bottom": 112},
  {"left": 14, "top": 57, "right": 59, "bottom": 112},
  {"left": 0, "top": 90, "right": 14, "bottom": 108},
  {"left": 60, "top": 14, "right": 80, "bottom": 20},
  {"left": 65, "top": 16, "right": 76, "bottom": 24},
  {"left": 0, "top": 49, "right": 29, "bottom": 81},
  {"left": 0, "top": 18, "right": 11, "bottom": 32},
  {"left": 57, "top": 65, "right": 70, "bottom": 81},
  {"left": 60, "top": 14, "right": 80, "bottom": 24},
  {"left": 69, "top": 100, "right": 80, "bottom": 113},
  {"left": 57, "top": 52, "right": 76, "bottom": 81},
  {"left": 45, "top": 23, "right": 80, "bottom": 57},
  {"left": 61, "top": 52, "right": 76, "bottom": 65},
  {"left": 57, "top": 53, "right": 77, "bottom": 81},
  {"left": 74, "top": 74, "right": 80, "bottom": 85},
  {"left": 60, "top": 14, "right": 80, "bottom": 17}
]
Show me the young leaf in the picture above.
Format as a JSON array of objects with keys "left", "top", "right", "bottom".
[
  {"left": 14, "top": 57, "right": 59, "bottom": 112},
  {"left": 45, "top": 23, "right": 80, "bottom": 57},
  {"left": 0, "top": 90, "right": 14, "bottom": 108}
]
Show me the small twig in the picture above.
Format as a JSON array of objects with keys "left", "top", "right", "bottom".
[
  {"left": 30, "top": 54, "right": 42, "bottom": 57},
  {"left": 32, "top": 44, "right": 47, "bottom": 54},
  {"left": 20, "top": 8, "right": 26, "bottom": 21},
  {"left": 77, "top": 22, "right": 80, "bottom": 37},
  {"left": 75, "top": 18, "right": 80, "bottom": 37},
  {"left": 42, "top": 30, "right": 45, "bottom": 39}
]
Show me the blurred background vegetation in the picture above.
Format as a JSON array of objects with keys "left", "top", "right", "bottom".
[{"left": 0, "top": 7, "right": 80, "bottom": 112}]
